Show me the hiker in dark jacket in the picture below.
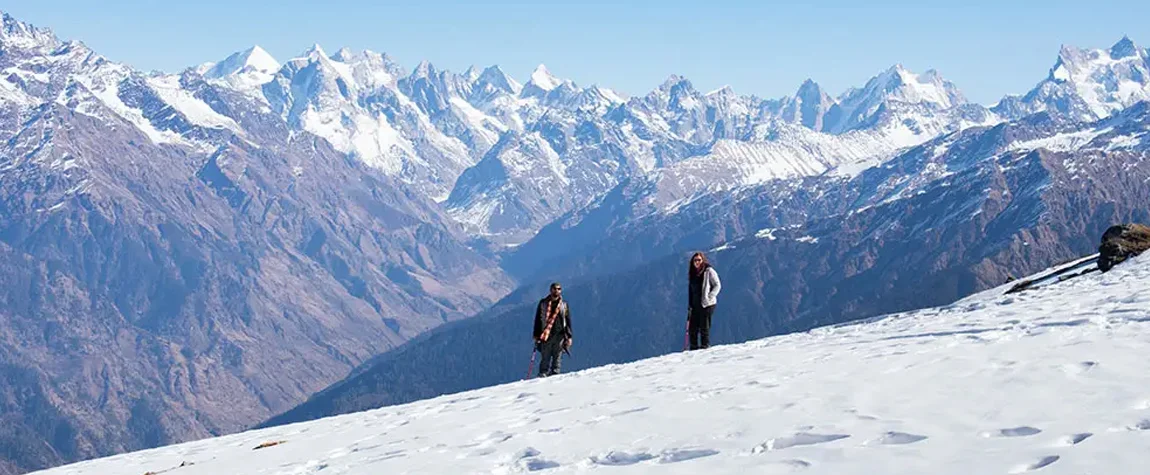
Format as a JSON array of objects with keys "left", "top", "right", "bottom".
[
  {"left": 533, "top": 282, "right": 572, "bottom": 377},
  {"left": 687, "top": 251, "right": 721, "bottom": 350}
]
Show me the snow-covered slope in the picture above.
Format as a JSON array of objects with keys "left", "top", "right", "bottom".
[{"left": 35, "top": 254, "right": 1150, "bottom": 474}]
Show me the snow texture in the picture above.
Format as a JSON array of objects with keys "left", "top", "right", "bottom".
[{"left": 32, "top": 255, "right": 1150, "bottom": 475}]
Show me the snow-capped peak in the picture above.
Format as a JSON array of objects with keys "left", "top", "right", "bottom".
[
  {"left": 245, "top": 45, "right": 279, "bottom": 71},
  {"left": 527, "top": 64, "right": 560, "bottom": 91},
  {"left": 332, "top": 48, "right": 402, "bottom": 90},
  {"left": 331, "top": 47, "right": 356, "bottom": 62},
  {"left": 1005, "top": 37, "right": 1150, "bottom": 121},
  {"left": 473, "top": 65, "right": 522, "bottom": 96},
  {"left": 1, "top": 10, "right": 61, "bottom": 52},
  {"left": 300, "top": 43, "right": 328, "bottom": 61},
  {"left": 659, "top": 74, "right": 689, "bottom": 91},
  {"left": 411, "top": 60, "right": 437, "bottom": 79},
  {"left": 817, "top": 64, "right": 971, "bottom": 134},
  {"left": 463, "top": 65, "right": 480, "bottom": 82},
  {"left": 851, "top": 63, "right": 964, "bottom": 108},
  {"left": 795, "top": 79, "right": 830, "bottom": 103},
  {"left": 1109, "top": 35, "right": 1143, "bottom": 60},
  {"left": 778, "top": 79, "right": 835, "bottom": 131},
  {"left": 203, "top": 45, "right": 280, "bottom": 79},
  {"left": 288, "top": 43, "right": 358, "bottom": 84}
]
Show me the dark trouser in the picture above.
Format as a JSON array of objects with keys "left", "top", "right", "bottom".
[
  {"left": 689, "top": 305, "right": 714, "bottom": 350},
  {"left": 537, "top": 336, "right": 564, "bottom": 377}
]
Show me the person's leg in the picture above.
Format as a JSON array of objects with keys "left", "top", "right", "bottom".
[
  {"left": 540, "top": 337, "right": 562, "bottom": 376},
  {"left": 688, "top": 307, "right": 701, "bottom": 350},
  {"left": 700, "top": 305, "right": 714, "bottom": 349},
  {"left": 537, "top": 344, "right": 554, "bottom": 377},
  {"left": 549, "top": 344, "right": 562, "bottom": 376}
]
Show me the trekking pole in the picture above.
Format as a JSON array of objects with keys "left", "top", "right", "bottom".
[
  {"left": 683, "top": 312, "right": 690, "bottom": 351},
  {"left": 525, "top": 347, "right": 537, "bottom": 380}
]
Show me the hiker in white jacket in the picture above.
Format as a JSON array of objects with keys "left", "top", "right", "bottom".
[{"left": 687, "top": 251, "right": 721, "bottom": 350}]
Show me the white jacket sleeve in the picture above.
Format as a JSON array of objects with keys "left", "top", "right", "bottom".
[{"left": 707, "top": 267, "right": 721, "bottom": 302}]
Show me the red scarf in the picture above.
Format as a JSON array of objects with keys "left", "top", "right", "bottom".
[{"left": 539, "top": 298, "right": 562, "bottom": 342}]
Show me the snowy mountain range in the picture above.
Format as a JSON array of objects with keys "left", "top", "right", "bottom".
[
  {"left": 4, "top": 7, "right": 1150, "bottom": 474},
  {"left": 32, "top": 252, "right": 1150, "bottom": 475},
  {"left": 264, "top": 101, "right": 1150, "bottom": 430},
  {"left": 7, "top": 10, "right": 1150, "bottom": 247}
]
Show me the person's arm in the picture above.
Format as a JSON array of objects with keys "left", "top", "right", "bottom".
[
  {"left": 708, "top": 268, "right": 722, "bottom": 302},
  {"left": 686, "top": 273, "right": 691, "bottom": 310},
  {"left": 562, "top": 303, "right": 573, "bottom": 349},
  {"left": 533, "top": 302, "right": 542, "bottom": 341}
]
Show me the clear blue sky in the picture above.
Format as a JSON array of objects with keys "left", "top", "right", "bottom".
[{"left": 4, "top": 0, "right": 1149, "bottom": 104}]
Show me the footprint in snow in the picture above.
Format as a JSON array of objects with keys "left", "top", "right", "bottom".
[
  {"left": 588, "top": 450, "right": 656, "bottom": 466},
  {"left": 865, "top": 431, "right": 928, "bottom": 445},
  {"left": 506, "top": 417, "right": 541, "bottom": 429},
  {"left": 611, "top": 407, "right": 649, "bottom": 417},
  {"left": 1053, "top": 433, "right": 1092, "bottom": 446},
  {"left": 1060, "top": 361, "right": 1099, "bottom": 376},
  {"left": 521, "top": 459, "right": 560, "bottom": 471},
  {"left": 657, "top": 448, "right": 719, "bottom": 464},
  {"left": 753, "top": 432, "right": 850, "bottom": 452},
  {"left": 768, "top": 459, "right": 812, "bottom": 471},
  {"left": 844, "top": 409, "right": 880, "bottom": 421},
  {"left": 495, "top": 447, "right": 560, "bottom": 472},
  {"left": 364, "top": 450, "right": 406, "bottom": 463},
  {"left": 511, "top": 447, "right": 540, "bottom": 458},
  {"left": 981, "top": 426, "right": 1042, "bottom": 438},
  {"left": 1125, "top": 419, "right": 1150, "bottom": 431},
  {"left": 1008, "top": 455, "right": 1060, "bottom": 473},
  {"left": 470, "top": 431, "right": 514, "bottom": 451}
]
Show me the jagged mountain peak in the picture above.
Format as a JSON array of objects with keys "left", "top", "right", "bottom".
[
  {"left": 796, "top": 78, "right": 823, "bottom": 94},
  {"left": 793, "top": 79, "right": 833, "bottom": 106},
  {"left": 203, "top": 45, "right": 280, "bottom": 79},
  {"left": 1, "top": 9, "right": 61, "bottom": 51},
  {"left": 527, "top": 64, "right": 560, "bottom": 90},
  {"left": 998, "top": 36, "right": 1150, "bottom": 121},
  {"left": 778, "top": 79, "right": 835, "bottom": 131},
  {"left": 282, "top": 43, "right": 357, "bottom": 81},
  {"left": 473, "top": 65, "right": 522, "bottom": 96},
  {"left": 463, "top": 65, "right": 480, "bottom": 82},
  {"left": 411, "top": 59, "right": 437, "bottom": 79},
  {"left": 852, "top": 63, "right": 965, "bottom": 108},
  {"left": 1109, "top": 35, "right": 1143, "bottom": 60},
  {"left": 658, "top": 74, "right": 691, "bottom": 91},
  {"left": 297, "top": 43, "right": 330, "bottom": 62},
  {"left": 330, "top": 47, "right": 357, "bottom": 62},
  {"left": 333, "top": 48, "right": 404, "bottom": 90}
]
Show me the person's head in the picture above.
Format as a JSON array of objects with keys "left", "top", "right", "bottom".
[
  {"left": 549, "top": 282, "right": 562, "bottom": 299},
  {"left": 689, "top": 252, "right": 709, "bottom": 275}
]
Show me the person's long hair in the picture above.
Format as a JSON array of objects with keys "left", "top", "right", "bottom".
[{"left": 688, "top": 251, "right": 710, "bottom": 277}]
